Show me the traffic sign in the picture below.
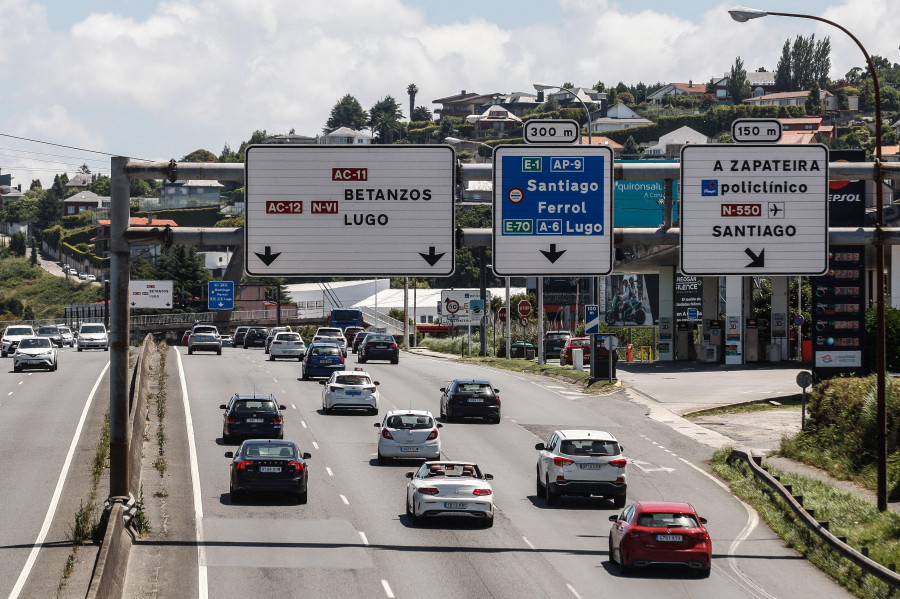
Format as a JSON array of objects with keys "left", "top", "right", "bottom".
[
  {"left": 687, "top": 307, "right": 699, "bottom": 320},
  {"left": 517, "top": 299, "right": 532, "bottom": 317},
  {"left": 519, "top": 316, "right": 529, "bottom": 327},
  {"left": 493, "top": 145, "right": 614, "bottom": 276},
  {"left": 208, "top": 281, "right": 234, "bottom": 310},
  {"left": 244, "top": 145, "right": 455, "bottom": 277},
  {"left": 498, "top": 307, "right": 508, "bottom": 323},
  {"left": 680, "top": 144, "right": 828, "bottom": 275},
  {"left": 441, "top": 290, "right": 490, "bottom": 325},
  {"left": 524, "top": 119, "right": 580, "bottom": 144},
  {"left": 731, "top": 118, "right": 783, "bottom": 143},
  {"left": 794, "top": 314, "right": 805, "bottom": 326},
  {"left": 585, "top": 304, "right": 600, "bottom": 334},
  {"left": 129, "top": 280, "right": 173, "bottom": 309}
]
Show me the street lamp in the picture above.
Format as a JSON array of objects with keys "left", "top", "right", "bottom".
[
  {"left": 532, "top": 82, "right": 593, "bottom": 144},
  {"left": 730, "top": 6, "right": 889, "bottom": 511},
  {"left": 444, "top": 136, "right": 493, "bottom": 162}
]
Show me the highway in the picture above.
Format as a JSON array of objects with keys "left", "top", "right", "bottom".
[{"left": 119, "top": 345, "right": 851, "bottom": 599}]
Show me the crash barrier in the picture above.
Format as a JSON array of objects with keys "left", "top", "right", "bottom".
[
  {"left": 87, "top": 334, "right": 154, "bottom": 599},
  {"left": 727, "top": 448, "right": 900, "bottom": 591}
]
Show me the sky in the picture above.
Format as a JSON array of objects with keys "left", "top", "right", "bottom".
[{"left": 0, "top": 0, "right": 895, "bottom": 190}]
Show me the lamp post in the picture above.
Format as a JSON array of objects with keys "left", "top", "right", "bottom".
[
  {"left": 532, "top": 83, "right": 593, "bottom": 144},
  {"left": 730, "top": 6, "right": 888, "bottom": 511},
  {"left": 444, "top": 136, "right": 493, "bottom": 162}
]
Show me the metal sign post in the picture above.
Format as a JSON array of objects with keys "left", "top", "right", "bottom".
[{"left": 796, "top": 371, "right": 813, "bottom": 430}]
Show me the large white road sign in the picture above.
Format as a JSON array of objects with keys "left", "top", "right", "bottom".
[
  {"left": 244, "top": 145, "right": 455, "bottom": 276},
  {"left": 492, "top": 145, "right": 613, "bottom": 276},
  {"left": 680, "top": 144, "right": 829, "bottom": 275}
]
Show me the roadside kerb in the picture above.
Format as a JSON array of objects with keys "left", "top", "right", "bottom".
[
  {"left": 728, "top": 448, "right": 900, "bottom": 590},
  {"left": 86, "top": 334, "right": 154, "bottom": 599}
]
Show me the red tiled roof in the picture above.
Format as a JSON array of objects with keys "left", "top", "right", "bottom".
[
  {"left": 581, "top": 135, "right": 624, "bottom": 149},
  {"left": 671, "top": 83, "right": 706, "bottom": 94},
  {"left": 97, "top": 217, "right": 178, "bottom": 227}
]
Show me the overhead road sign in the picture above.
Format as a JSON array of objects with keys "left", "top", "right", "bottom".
[
  {"left": 129, "top": 280, "right": 173, "bottom": 309},
  {"left": 731, "top": 118, "right": 783, "bottom": 143},
  {"left": 680, "top": 144, "right": 828, "bottom": 276},
  {"left": 208, "top": 281, "right": 234, "bottom": 310},
  {"left": 244, "top": 145, "right": 456, "bottom": 277},
  {"left": 492, "top": 145, "right": 614, "bottom": 276},
  {"left": 524, "top": 119, "right": 580, "bottom": 144}
]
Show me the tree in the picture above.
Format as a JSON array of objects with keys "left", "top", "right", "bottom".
[
  {"left": 182, "top": 149, "right": 218, "bottom": 162},
  {"left": 562, "top": 81, "right": 575, "bottom": 90},
  {"left": 717, "top": 133, "right": 734, "bottom": 143},
  {"left": 368, "top": 95, "right": 404, "bottom": 144},
  {"left": 727, "top": 57, "right": 752, "bottom": 104},
  {"left": 411, "top": 106, "right": 432, "bottom": 122},
  {"left": 775, "top": 39, "right": 792, "bottom": 92},
  {"left": 157, "top": 245, "right": 210, "bottom": 310},
  {"left": 805, "top": 81, "right": 823, "bottom": 116},
  {"left": 406, "top": 83, "right": 418, "bottom": 120},
  {"left": 593, "top": 81, "right": 605, "bottom": 92},
  {"left": 325, "top": 94, "right": 368, "bottom": 132},
  {"left": 88, "top": 176, "right": 111, "bottom": 196},
  {"left": 8, "top": 231, "right": 26, "bottom": 256},
  {"left": 35, "top": 191, "right": 62, "bottom": 231},
  {"left": 50, "top": 173, "right": 69, "bottom": 199},
  {"left": 622, "top": 136, "right": 641, "bottom": 158},
  {"left": 29, "top": 180, "right": 42, "bottom": 191},
  {"left": 618, "top": 92, "right": 635, "bottom": 106},
  {"left": 29, "top": 238, "right": 37, "bottom": 267},
  {"left": 78, "top": 164, "right": 91, "bottom": 174},
  {"left": 436, "top": 118, "right": 456, "bottom": 142}
]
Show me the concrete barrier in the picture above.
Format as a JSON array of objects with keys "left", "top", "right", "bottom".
[{"left": 728, "top": 448, "right": 900, "bottom": 590}]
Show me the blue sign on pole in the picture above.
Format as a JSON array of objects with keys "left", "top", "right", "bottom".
[
  {"left": 208, "top": 281, "right": 234, "bottom": 310},
  {"left": 585, "top": 304, "right": 600, "bottom": 334},
  {"left": 687, "top": 307, "right": 699, "bottom": 320}
]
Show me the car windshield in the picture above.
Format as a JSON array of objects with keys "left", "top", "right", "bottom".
[
  {"left": 276, "top": 333, "right": 301, "bottom": 341},
  {"left": 636, "top": 512, "right": 700, "bottom": 529},
  {"left": 38, "top": 327, "right": 59, "bottom": 334},
  {"left": 311, "top": 345, "right": 340, "bottom": 356},
  {"left": 318, "top": 329, "right": 343, "bottom": 337},
  {"left": 243, "top": 443, "right": 296, "bottom": 458},
  {"left": 456, "top": 383, "right": 493, "bottom": 393},
  {"left": 19, "top": 338, "right": 51, "bottom": 349},
  {"left": 59, "top": 327, "right": 72, "bottom": 334},
  {"left": 424, "top": 463, "right": 480, "bottom": 478},
  {"left": 248, "top": 328, "right": 267, "bottom": 334},
  {"left": 231, "top": 400, "right": 277, "bottom": 414},
  {"left": 82, "top": 325, "right": 105, "bottom": 334},
  {"left": 571, "top": 339, "right": 589, "bottom": 347},
  {"left": 335, "top": 375, "right": 370, "bottom": 385},
  {"left": 6, "top": 327, "right": 33, "bottom": 336},
  {"left": 386, "top": 414, "right": 433, "bottom": 430},
  {"left": 559, "top": 439, "right": 619, "bottom": 456}
]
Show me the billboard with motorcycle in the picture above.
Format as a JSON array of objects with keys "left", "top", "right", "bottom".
[{"left": 603, "top": 274, "right": 658, "bottom": 327}]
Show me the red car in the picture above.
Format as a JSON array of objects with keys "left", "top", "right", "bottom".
[
  {"left": 181, "top": 330, "right": 191, "bottom": 346},
  {"left": 559, "top": 337, "right": 591, "bottom": 365},
  {"left": 608, "top": 501, "right": 711, "bottom": 578},
  {"left": 344, "top": 326, "right": 364, "bottom": 346}
]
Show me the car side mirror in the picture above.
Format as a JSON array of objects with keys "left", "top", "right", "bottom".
[
  {"left": 484, "top": 474, "right": 494, "bottom": 480},
  {"left": 373, "top": 422, "right": 381, "bottom": 427},
  {"left": 437, "top": 423, "right": 443, "bottom": 428},
  {"left": 224, "top": 452, "right": 234, "bottom": 458},
  {"left": 219, "top": 404, "right": 227, "bottom": 410},
  {"left": 302, "top": 452, "right": 312, "bottom": 460},
  {"left": 608, "top": 515, "right": 618, "bottom": 522},
  {"left": 494, "top": 388, "right": 500, "bottom": 393},
  {"left": 439, "top": 387, "right": 446, "bottom": 393},
  {"left": 374, "top": 381, "right": 380, "bottom": 386},
  {"left": 534, "top": 443, "right": 545, "bottom": 451},
  {"left": 700, "top": 517, "right": 708, "bottom": 524},
  {"left": 405, "top": 471, "right": 414, "bottom": 479},
  {"left": 619, "top": 445, "right": 624, "bottom": 451},
  {"left": 319, "top": 380, "right": 326, "bottom": 385},
  {"left": 279, "top": 405, "right": 287, "bottom": 410}
]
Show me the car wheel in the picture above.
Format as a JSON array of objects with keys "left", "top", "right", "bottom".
[
  {"left": 188, "top": 348, "right": 193, "bottom": 355},
  {"left": 536, "top": 473, "right": 545, "bottom": 497},
  {"left": 391, "top": 358, "right": 399, "bottom": 364},
  {"left": 560, "top": 356, "right": 566, "bottom": 366},
  {"left": 618, "top": 548, "right": 632, "bottom": 576},
  {"left": 296, "top": 490, "right": 308, "bottom": 505},
  {"left": 1, "top": 351, "right": 6, "bottom": 358},
  {"left": 544, "top": 477, "right": 558, "bottom": 506},
  {"left": 491, "top": 415, "right": 501, "bottom": 424},
  {"left": 377, "top": 451, "right": 388, "bottom": 466},
  {"left": 439, "top": 402, "right": 446, "bottom": 420},
  {"left": 406, "top": 496, "right": 413, "bottom": 516},
  {"left": 223, "top": 430, "right": 232, "bottom": 444},
  {"left": 613, "top": 494, "right": 626, "bottom": 509},
  {"left": 324, "top": 405, "right": 333, "bottom": 415},
  {"left": 269, "top": 354, "right": 274, "bottom": 361},
  {"left": 302, "top": 371, "right": 309, "bottom": 381},
  {"left": 482, "top": 516, "right": 494, "bottom": 528},
  {"left": 276, "top": 431, "right": 284, "bottom": 440},
  {"left": 370, "top": 407, "right": 378, "bottom": 416},
  {"left": 358, "top": 356, "right": 366, "bottom": 364},
  {"left": 217, "top": 349, "right": 222, "bottom": 355},
  {"left": 52, "top": 362, "right": 58, "bottom": 372},
  {"left": 77, "top": 346, "right": 82, "bottom": 352},
  {"left": 14, "top": 364, "right": 22, "bottom": 373},
  {"left": 230, "top": 484, "right": 241, "bottom": 503},
  {"left": 104, "top": 346, "right": 108, "bottom": 352}
]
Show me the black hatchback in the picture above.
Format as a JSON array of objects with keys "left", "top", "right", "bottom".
[
  {"left": 243, "top": 327, "right": 268, "bottom": 349},
  {"left": 439, "top": 379, "right": 501, "bottom": 423},
  {"left": 225, "top": 439, "right": 311, "bottom": 504},
  {"left": 221, "top": 393, "right": 286, "bottom": 442},
  {"left": 358, "top": 334, "right": 399, "bottom": 364}
]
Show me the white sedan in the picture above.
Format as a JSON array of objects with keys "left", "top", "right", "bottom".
[
  {"left": 405, "top": 461, "right": 495, "bottom": 527},
  {"left": 269, "top": 331, "right": 306, "bottom": 361},
  {"left": 320, "top": 369, "right": 379, "bottom": 414},
  {"left": 375, "top": 410, "right": 441, "bottom": 464}
]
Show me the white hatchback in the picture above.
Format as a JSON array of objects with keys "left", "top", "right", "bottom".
[
  {"left": 374, "top": 410, "right": 441, "bottom": 465},
  {"left": 320, "top": 369, "right": 379, "bottom": 414},
  {"left": 405, "top": 461, "right": 495, "bottom": 527},
  {"left": 269, "top": 332, "right": 306, "bottom": 361}
]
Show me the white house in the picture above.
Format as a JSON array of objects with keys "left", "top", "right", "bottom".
[
  {"left": 643, "top": 126, "right": 709, "bottom": 158},
  {"left": 318, "top": 127, "right": 373, "bottom": 145},
  {"left": 589, "top": 102, "right": 652, "bottom": 133}
]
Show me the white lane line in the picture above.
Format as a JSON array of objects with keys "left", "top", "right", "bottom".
[
  {"left": 326, "top": 467, "right": 333, "bottom": 476},
  {"left": 522, "top": 536, "right": 535, "bottom": 550},
  {"left": 291, "top": 403, "right": 297, "bottom": 410},
  {"left": 358, "top": 531, "right": 369, "bottom": 545},
  {"left": 381, "top": 580, "right": 395, "bottom": 598},
  {"left": 8, "top": 361, "right": 109, "bottom": 599},
  {"left": 7, "top": 392, "right": 12, "bottom": 396},
  {"left": 312, "top": 441, "right": 319, "bottom": 450},
  {"left": 566, "top": 583, "right": 583, "bottom": 599},
  {"left": 18, "top": 380, "right": 23, "bottom": 385},
  {"left": 340, "top": 494, "right": 349, "bottom": 505},
  {"left": 175, "top": 348, "right": 209, "bottom": 599},
  {"left": 273, "top": 378, "right": 278, "bottom": 383},
  {"left": 301, "top": 420, "right": 307, "bottom": 428}
]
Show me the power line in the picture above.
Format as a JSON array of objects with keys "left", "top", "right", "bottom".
[
  {"left": 0, "top": 146, "right": 109, "bottom": 164},
  {"left": 0, "top": 132, "right": 148, "bottom": 161}
]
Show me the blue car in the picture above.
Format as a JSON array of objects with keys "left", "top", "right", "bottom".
[{"left": 301, "top": 342, "right": 345, "bottom": 380}]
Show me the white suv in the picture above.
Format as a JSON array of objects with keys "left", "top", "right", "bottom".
[
  {"left": 2, "top": 325, "right": 36, "bottom": 357},
  {"left": 313, "top": 327, "right": 347, "bottom": 356},
  {"left": 77, "top": 322, "right": 109, "bottom": 351},
  {"left": 535, "top": 429, "right": 627, "bottom": 507}
]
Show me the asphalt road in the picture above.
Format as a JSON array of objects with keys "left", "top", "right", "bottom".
[{"left": 123, "top": 346, "right": 850, "bottom": 599}]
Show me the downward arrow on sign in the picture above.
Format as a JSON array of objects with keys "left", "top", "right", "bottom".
[{"left": 540, "top": 244, "right": 566, "bottom": 263}]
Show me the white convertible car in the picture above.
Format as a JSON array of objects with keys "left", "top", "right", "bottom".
[{"left": 405, "top": 461, "right": 494, "bottom": 527}]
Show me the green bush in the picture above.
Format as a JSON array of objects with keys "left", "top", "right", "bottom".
[
  {"left": 865, "top": 306, "right": 900, "bottom": 373},
  {"left": 132, "top": 206, "right": 222, "bottom": 227}
]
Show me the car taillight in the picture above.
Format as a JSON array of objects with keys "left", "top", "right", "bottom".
[
  {"left": 609, "top": 459, "right": 627, "bottom": 468},
  {"left": 693, "top": 530, "right": 710, "bottom": 540},
  {"left": 426, "top": 429, "right": 439, "bottom": 440},
  {"left": 339, "top": 354, "right": 344, "bottom": 364},
  {"left": 417, "top": 487, "right": 440, "bottom": 495},
  {"left": 273, "top": 416, "right": 283, "bottom": 424},
  {"left": 226, "top": 416, "right": 237, "bottom": 424},
  {"left": 472, "top": 488, "right": 492, "bottom": 496},
  {"left": 364, "top": 386, "right": 376, "bottom": 392},
  {"left": 390, "top": 343, "right": 397, "bottom": 349},
  {"left": 287, "top": 461, "right": 305, "bottom": 472},
  {"left": 381, "top": 428, "right": 393, "bottom": 439},
  {"left": 554, "top": 457, "right": 574, "bottom": 467},
  {"left": 273, "top": 341, "right": 282, "bottom": 345},
  {"left": 235, "top": 461, "right": 251, "bottom": 471},
  {"left": 330, "top": 386, "right": 340, "bottom": 392}
]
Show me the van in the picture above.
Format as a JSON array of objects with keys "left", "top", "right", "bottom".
[{"left": 77, "top": 322, "right": 109, "bottom": 351}]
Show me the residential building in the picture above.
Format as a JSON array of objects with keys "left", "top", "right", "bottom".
[
  {"left": 777, "top": 117, "right": 835, "bottom": 144},
  {"left": 93, "top": 216, "right": 178, "bottom": 260},
  {"left": 581, "top": 136, "right": 625, "bottom": 158},
  {"left": 713, "top": 71, "right": 778, "bottom": 101},
  {"left": 63, "top": 190, "right": 110, "bottom": 216},
  {"left": 542, "top": 87, "right": 606, "bottom": 114},
  {"left": 433, "top": 91, "right": 497, "bottom": 120},
  {"left": 64, "top": 173, "right": 94, "bottom": 193},
  {"left": 646, "top": 81, "right": 708, "bottom": 106},
  {"left": 317, "top": 127, "right": 373, "bottom": 145},
  {"left": 589, "top": 101, "right": 652, "bottom": 133},
  {"left": 483, "top": 92, "right": 540, "bottom": 118},
  {"left": 158, "top": 180, "right": 223, "bottom": 209},
  {"left": 466, "top": 105, "right": 523, "bottom": 139},
  {"left": 743, "top": 89, "right": 839, "bottom": 111},
  {"left": 644, "top": 126, "right": 709, "bottom": 159}
]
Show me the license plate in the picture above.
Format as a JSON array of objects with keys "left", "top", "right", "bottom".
[
  {"left": 444, "top": 502, "right": 466, "bottom": 509},
  {"left": 656, "top": 534, "right": 682, "bottom": 542},
  {"left": 320, "top": 358, "right": 334, "bottom": 364},
  {"left": 376, "top": 344, "right": 387, "bottom": 348},
  {"left": 346, "top": 391, "right": 361, "bottom": 396},
  {"left": 245, "top": 418, "right": 264, "bottom": 423},
  {"left": 259, "top": 466, "right": 281, "bottom": 473},
  {"left": 468, "top": 398, "right": 484, "bottom": 403},
  {"left": 400, "top": 446, "right": 419, "bottom": 452},
  {"left": 578, "top": 463, "right": 603, "bottom": 469}
]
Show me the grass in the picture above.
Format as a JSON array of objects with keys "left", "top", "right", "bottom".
[
  {"left": 132, "top": 486, "right": 150, "bottom": 536},
  {"left": 712, "top": 449, "right": 900, "bottom": 599},
  {"left": 684, "top": 394, "right": 803, "bottom": 418},
  {"left": 154, "top": 342, "right": 168, "bottom": 475},
  {"left": 0, "top": 257, "right": 104, "bottom": 320}
]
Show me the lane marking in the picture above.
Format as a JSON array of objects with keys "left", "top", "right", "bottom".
[
  {"left": 301, "top": 420, "right": 307, "bottom": 428},
  {"left": 19, "top": 381, "right": 23, "bottom": 385},
  {"left": 340, "top": 494, "right": 349, "bottom": 505},
  {"left": 566, "top": 583, "right": 583, "bottom": 599},
  {"left": 8, "top": 361, "right": 110, "bottom": 599},
  {"left": 175, "top": 349, "right": 209, "bottom": 599},
  {"left": 381, "top": 580, "right": 394, "bottom": 598},
  {"left": 7, "top": 392, "right": 12, "bottom": 396},
  {"left": 291, "top": 403, "right": 297, "bottom": 410},
  {"left": 312, "top": 441, "right": 319, "bottom": 450},
  {"left": 358, "top": 531, "right": 369, "bottom": 545},
  {"left": 522, "top": 536, "right": 535, "bottom": 550},
  {"left": 326, "top": 467, "right": 333, "bottom": 476},
  {"left": 273, "top": 378, "right": 278, "bottom": 383}
]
